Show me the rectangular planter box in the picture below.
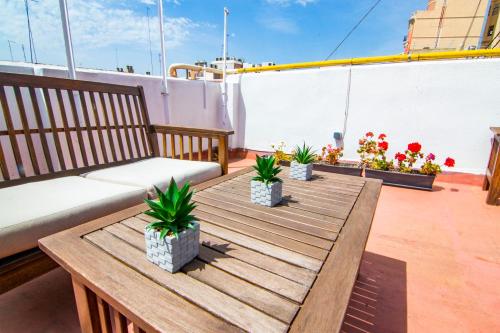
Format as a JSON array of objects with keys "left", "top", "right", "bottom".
[
  {"left": 279, "top": 160, "right": 363, "bottom": 177},
  {"left": 365, "top": 168, "right": 436, "bottom": 191},
  {"left": 145, "top": 222, "right": 200, "bottom": 273}
]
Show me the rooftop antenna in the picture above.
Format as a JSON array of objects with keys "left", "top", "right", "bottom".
[
  {"left": 21, "top": 44, "right": 27, "bottom": 62},
  {"left": 147, "top": 7, "right": 154, "bottom": 75},
  {"left": 7, "top": 40, "right": 16, "bottom": 61},
  {"left": 24, "top": 0, "right": 38, "bottom": 63}
]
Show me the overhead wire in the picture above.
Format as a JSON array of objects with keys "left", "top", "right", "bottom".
[{"left": 324, "top": 0, "right": 383, "bottom": 60}]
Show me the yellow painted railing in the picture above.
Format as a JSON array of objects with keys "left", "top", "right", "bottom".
[{"left": 230, "top": 49, "right": 500, "bottom": 74}]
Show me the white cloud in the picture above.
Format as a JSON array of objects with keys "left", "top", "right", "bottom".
[
  {"left": 265, "top": 0, "right": 316, "bottom": 6},
  {"left": 140, "top": 0, "right": 182, "bottom": 5},
  {"left": 295, "top": 0, "right": 316, "bottom": 6},
  {"left": 0, "top": 0, "right": 198, "bottom": 54},
  {"left": 259, "top": 16, "right": 298, "bottom": 34}
]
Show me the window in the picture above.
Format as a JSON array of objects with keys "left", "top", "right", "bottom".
[
  {"left": 492, "top": 5, "right": 499, "bottom": 16},
  {"left": 487, "top": 25, "right": 495, "bottom": 36}
]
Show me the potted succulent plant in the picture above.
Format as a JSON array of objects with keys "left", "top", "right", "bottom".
[
  {"left": 251, "top": 155, "right": 283, "bottom": 207},
  {"left": 290, "top": 143, "right": 316, "bottom": 181},
  {"left": 315, "top": 144, "right": 363, "bottom": 177},
  {"left": 361, "top": 132, "right": 455, "bottom": 190},
  {"left": 273, "top": 141, "right": 361, "bottom": 177},
  {"left": 144, "top": 179, "right": 199, "bottom": 273}
]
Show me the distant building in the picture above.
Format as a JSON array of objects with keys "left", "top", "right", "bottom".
[
  {"left": 404, "top": 0, "right": 489, "bottom": 54},
  {"left": 211, "top": 57, "right": 244, "bottom": 70},
  {"left": 193, "top": 58, "right": 276, "bottom": 79},
  {"left": 480, "top": 0, "right": 500, "bottom": 49}
]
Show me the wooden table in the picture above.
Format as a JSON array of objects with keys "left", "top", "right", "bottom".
[{"left": 40, "top": 167, "right": 382, "bottom": 333}]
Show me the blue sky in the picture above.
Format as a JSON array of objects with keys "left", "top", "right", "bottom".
[{"left": 0, "top": 0, "right": 426, "bottom": 74}]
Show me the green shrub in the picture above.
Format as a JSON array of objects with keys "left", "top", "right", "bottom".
[
  {"left": 252, "top": 155, "right": 282, "bottom": 185},
  {"left": 144, "top": 179, "right": 198, "bottom": 239},
  {"left": 293, "top": 143, "right": 316, "bottom": 164}
]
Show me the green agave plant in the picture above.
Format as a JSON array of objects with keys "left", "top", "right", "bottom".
[
  {"left": 252, "top": 155, "right": 283, "bottom": 185},
  {"left": 293, "top": 143, "right": 316, "bottom": 164},
  {"left": 144, "top": 178, "right": 198, "bottom": 239}
]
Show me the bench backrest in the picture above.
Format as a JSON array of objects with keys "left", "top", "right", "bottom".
[{"left": 0, "top": 72, "right": 154, "bottom": 187}]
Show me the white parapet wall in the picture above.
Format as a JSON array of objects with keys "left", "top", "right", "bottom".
[{"left": 227, "top": 58, "right": 500, "bottom": 174}]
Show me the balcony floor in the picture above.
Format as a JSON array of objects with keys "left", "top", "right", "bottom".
[{"left": 1, "top": 159, "right": 499, "bottom": 333}]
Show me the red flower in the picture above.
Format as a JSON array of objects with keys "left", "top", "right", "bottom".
[
  {"left": 407, "top": 142, "right": 422, "bottom": 154},
  {"left": 395, "top": 152, "right": 406, "bottom": 162},
  {"left": 444, "top": 157, "right": 455, "bottom": 167},
  {"left": 359, "top": 138, "right": 366, "bottom": 145},
  {"left": 378, "top": 133, "right": 387, "bottom": 140},
  {"left": 378, "top": 141, "right": 389, "bottom": 151},
  {"left": 426, "top": 153, "right": 435, "bottom": 161},
  {"left": 365, "top": 132, "right": 374, "bottom": 138}
]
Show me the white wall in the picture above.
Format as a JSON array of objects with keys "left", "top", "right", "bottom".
[{"left": 228, "top": 59, "right": 500, "bottom": 174}]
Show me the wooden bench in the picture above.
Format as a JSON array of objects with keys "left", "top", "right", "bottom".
[
  {"left": 0, "top": 72, "right": 233, "bottom": 294},
  {"left": 483, "top": 127, "right": 500, "bottom": 205}
]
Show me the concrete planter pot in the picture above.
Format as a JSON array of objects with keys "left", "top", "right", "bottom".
[
  {"left": 145, "top": 221, "right": 200, "bottom": 273},
  {"left": 365, "top": 168, "right": 436, "bottom": 191},
  {"left": 250, "top": 180, "right": 282, "bottom": 207},
  {"left": 289, "top": 161, "right": 313, "bottom": 181}
]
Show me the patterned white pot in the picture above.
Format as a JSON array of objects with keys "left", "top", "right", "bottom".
[
  {"left": 290, "top": 161, "right": 313, "bottom": 181},
  {"left": 250, "top": 180, "right": 282, "bottom": 207},
  {"left": 145, "top": 221, "right": 200, "bottom": 273}
]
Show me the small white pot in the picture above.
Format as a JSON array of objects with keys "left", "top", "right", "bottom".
[
  {"left": 250, "top": 180, "right": 282, "bottom": 207},
  {"left": 145, "top": 221, "right": 200, "bottom": 273},
  {"left": 290, "top": 161, "right": 313, "bottom": 181}
]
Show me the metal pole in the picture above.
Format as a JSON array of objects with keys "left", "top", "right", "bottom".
[
  {"left": 7, "top": 40, "right": 15, "bottom": 61},
  {"left": 59, "top": 0, "right": 77, "bottom": 79},
  {"left": 22, "top": 44, "right": 27, "bottom": 62},
  {"left": 147, "top": 7, "right": 154, "bottom": 75},
  {"left": 158, "top": 0, "right": 168, "bottom": 94},
  {"left": 222, "top": 8, "right": 229, "bottom": 113}
]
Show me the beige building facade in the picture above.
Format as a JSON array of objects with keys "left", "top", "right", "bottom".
[{"left": 404, "top": 0, "right": 489, "bottom": 53}]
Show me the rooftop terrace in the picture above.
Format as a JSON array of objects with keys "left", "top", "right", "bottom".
[
  {"left": 0, "top": 52, "right": 499, "bottom": 332},
  {"left": 1, "top": 158, "right": 499, "bottom": 332}
]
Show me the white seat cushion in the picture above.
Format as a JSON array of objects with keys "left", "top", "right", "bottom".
[
  {"left": 0, "top": 177, "right": 146, "bottom": 259},
  {"left": 82, "top": 158, "right": 222, "bottom": 198}
]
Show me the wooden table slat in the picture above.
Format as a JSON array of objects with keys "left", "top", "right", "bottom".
[
  {"left": 195, "top": 192, "right": 343, "bottom": 235},
  {"left": 107, "top": 220, "right": 300, "bottom": 323},
  {"left": 85, "top": 230, "right": 288, "bottom": 333},
  {"left": 122, "top": 217, "right": 317, "bottom": 287},
  {"left": 195, "top": 203, "right": 333, "bottom": 250}
]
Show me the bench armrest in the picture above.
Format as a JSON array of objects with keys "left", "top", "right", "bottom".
[{"left": 149, "top": 124, "right": 234, "bottom": 174}]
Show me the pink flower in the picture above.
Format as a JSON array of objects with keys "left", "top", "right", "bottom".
[{"left": 426, "top": 153, "right": 436, "bottom": 161}]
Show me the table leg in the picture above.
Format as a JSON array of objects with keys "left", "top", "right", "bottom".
[{"left": 72, "top": 277, "right": 101, "bottom": 333}]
